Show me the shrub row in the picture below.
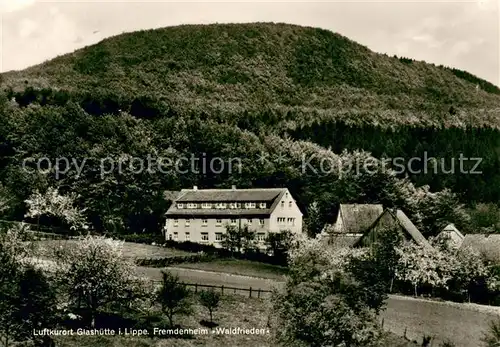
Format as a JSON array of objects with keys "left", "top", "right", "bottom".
[
  {"left": 113, "top": 233, "right": 165, "bottom": 245},
  {"left": 95, "top": 233, "right": 288, "bottom": 266},
  {"left": 135, "top": 254, "right": 219, "bottom": 267}
]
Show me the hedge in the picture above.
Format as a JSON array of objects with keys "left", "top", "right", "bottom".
[{"left": 135, "top": 253, "right": 219, "bottom": 267}]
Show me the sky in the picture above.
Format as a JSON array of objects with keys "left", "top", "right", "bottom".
[{"left": 0, "top": 0, "right": 499, "bottom": 86}]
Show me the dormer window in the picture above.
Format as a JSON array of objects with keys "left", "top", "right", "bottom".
[
  {"left": 236, "top": 203, "right": 242, "bottom": 208},
  {"left": 187, "top": 203, "right": 197, "bottom": 209},
  {"left": 245, "top": 202, "right": 256, "bottom": 208},
  {"left": 259, "top": 202, "right": 266, "bottom": 209},
  {"left": 229, "top": 203, "right": 237, "bottom": 209},
  {"left": 216, "top": 203, "right": 227, "bottom": 209},
  {"left": 201, "top": 203, "right": 211, "bottom": 209},
  {"left": 177, "top": 203, "right": 184, "bottom": 209}
]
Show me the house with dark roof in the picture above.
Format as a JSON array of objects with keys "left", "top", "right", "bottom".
[
  {"left": 164, "top": 186, "right": 303, "bottom": 247},
  {"left": 322, "top": 204, "right": 383, "bottom": 249},
  {"left": 353, "top": 208, "right": 431, "bottom": 249},
  {"left": 460, "top": 234, "right": 500, "bottom": 264}
]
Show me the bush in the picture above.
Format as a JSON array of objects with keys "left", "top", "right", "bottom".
[
  {"left": 156, "top": 271, "right": 192, "bottom": 327},
  {"left": 482, "top": 318, "right": 500, "bottom": 347}
]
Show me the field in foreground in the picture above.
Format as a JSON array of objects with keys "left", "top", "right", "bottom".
[
  {"left": 30, "top": 240, "right": 500, "bottom": 346},
  {"left": 53, "top": 295, "right": 416, "bottom": 347}
]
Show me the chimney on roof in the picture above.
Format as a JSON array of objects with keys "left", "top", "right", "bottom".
[
  {"left": 231, "top": 185, "right": 236, "bottom": 190},
  {"left": 193, "top": 186, "right": 198, "bottom": 191}
]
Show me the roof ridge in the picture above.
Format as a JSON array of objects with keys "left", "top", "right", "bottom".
[
  {"left": 339, "top": 203, "right": 384, "bottom": 206},
  {"left": 181, "top": 188, "right": 287, "bottom": 192}
]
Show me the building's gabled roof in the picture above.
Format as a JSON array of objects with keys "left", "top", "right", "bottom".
[
  {"left": 441, "top": 223, "right": 465, "bottom": 240},
  {"left": 165, "top": 187, "right": 296, "bottom": 217},
  {"left": 334, "top": 204, "right": 384, "bottom": 234},
  {"left": 176, "top": 188, "right": 285, "bottom": 202},
  {"left": 354, "top": 208, "right": 431, "bottom": 248},
  {"left": 394, "top": 210, "right": 430, "bottom": 247},
  {"left": 460, "top": 234, "right": 500, "bottom": 263}
]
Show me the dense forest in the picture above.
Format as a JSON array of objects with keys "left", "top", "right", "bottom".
[{"left": 1, "top": 23, "right": 499, "bottom": 236}]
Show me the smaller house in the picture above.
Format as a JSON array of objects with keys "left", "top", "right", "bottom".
[
  {"left": 330, "top": 204, "right": 384, "bottom": 234},
  {"left": 323, "top": 204, "right": 383, "bottom": 249},
  {"left": 460, "top": 234, "right": 500, "bottom": 264},
  {"left": 353, "top": 208, "right": 431, "bottom": 249},
  {"left": 436, "top": 224, "right": 464, "bottom": 249}
]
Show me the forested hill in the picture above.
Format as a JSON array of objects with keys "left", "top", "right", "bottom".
[{"left": 2, "top": 22, "right": 500, "bottom": 128}]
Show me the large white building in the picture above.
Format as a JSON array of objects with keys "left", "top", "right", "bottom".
[{"left": 164, "top": 186, "right": 303, "bottom": 247}]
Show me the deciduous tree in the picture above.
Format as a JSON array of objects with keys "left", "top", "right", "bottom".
[
  {"left": 0, "top": 225, "right": 57, "bottom": 347},
  {"left": 199, "top": 290, "right": 221, "bottom": 324},
  {"left": 25, "top": 187, "right": 87, "bottom": 232},
  {"left": 55, "top": 235, "right": 142, "bottom": 328},
  {"left": 273, "top": 235, "right": 383, "bottom": 347},
  {"left": 395, "top": 241, "right": 453, "bottom": 296}
]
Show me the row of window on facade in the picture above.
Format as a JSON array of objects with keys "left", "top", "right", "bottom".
[
  {"left": 172, "top": 217, "right": 296, "bottom": 227},
  {"left": 169, "top": 231, "right": 267, "bottom": 242},
  {"left": 177, "top": 201, "right": 293, "bottom": 209}
]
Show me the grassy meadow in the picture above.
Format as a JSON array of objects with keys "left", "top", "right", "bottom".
[{"left": 32, "top": 239, "right": 192, "bottom": 261}]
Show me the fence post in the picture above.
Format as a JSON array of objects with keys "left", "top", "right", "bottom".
[
  {"left": 257, "top": 288, "right": 261, "bottom": 298},
  {"left": 249, "top": 287, "right": 252, "bottom": 298},
  {"left": 221, "top": 285, "right": 224, "bottom": 295}
]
